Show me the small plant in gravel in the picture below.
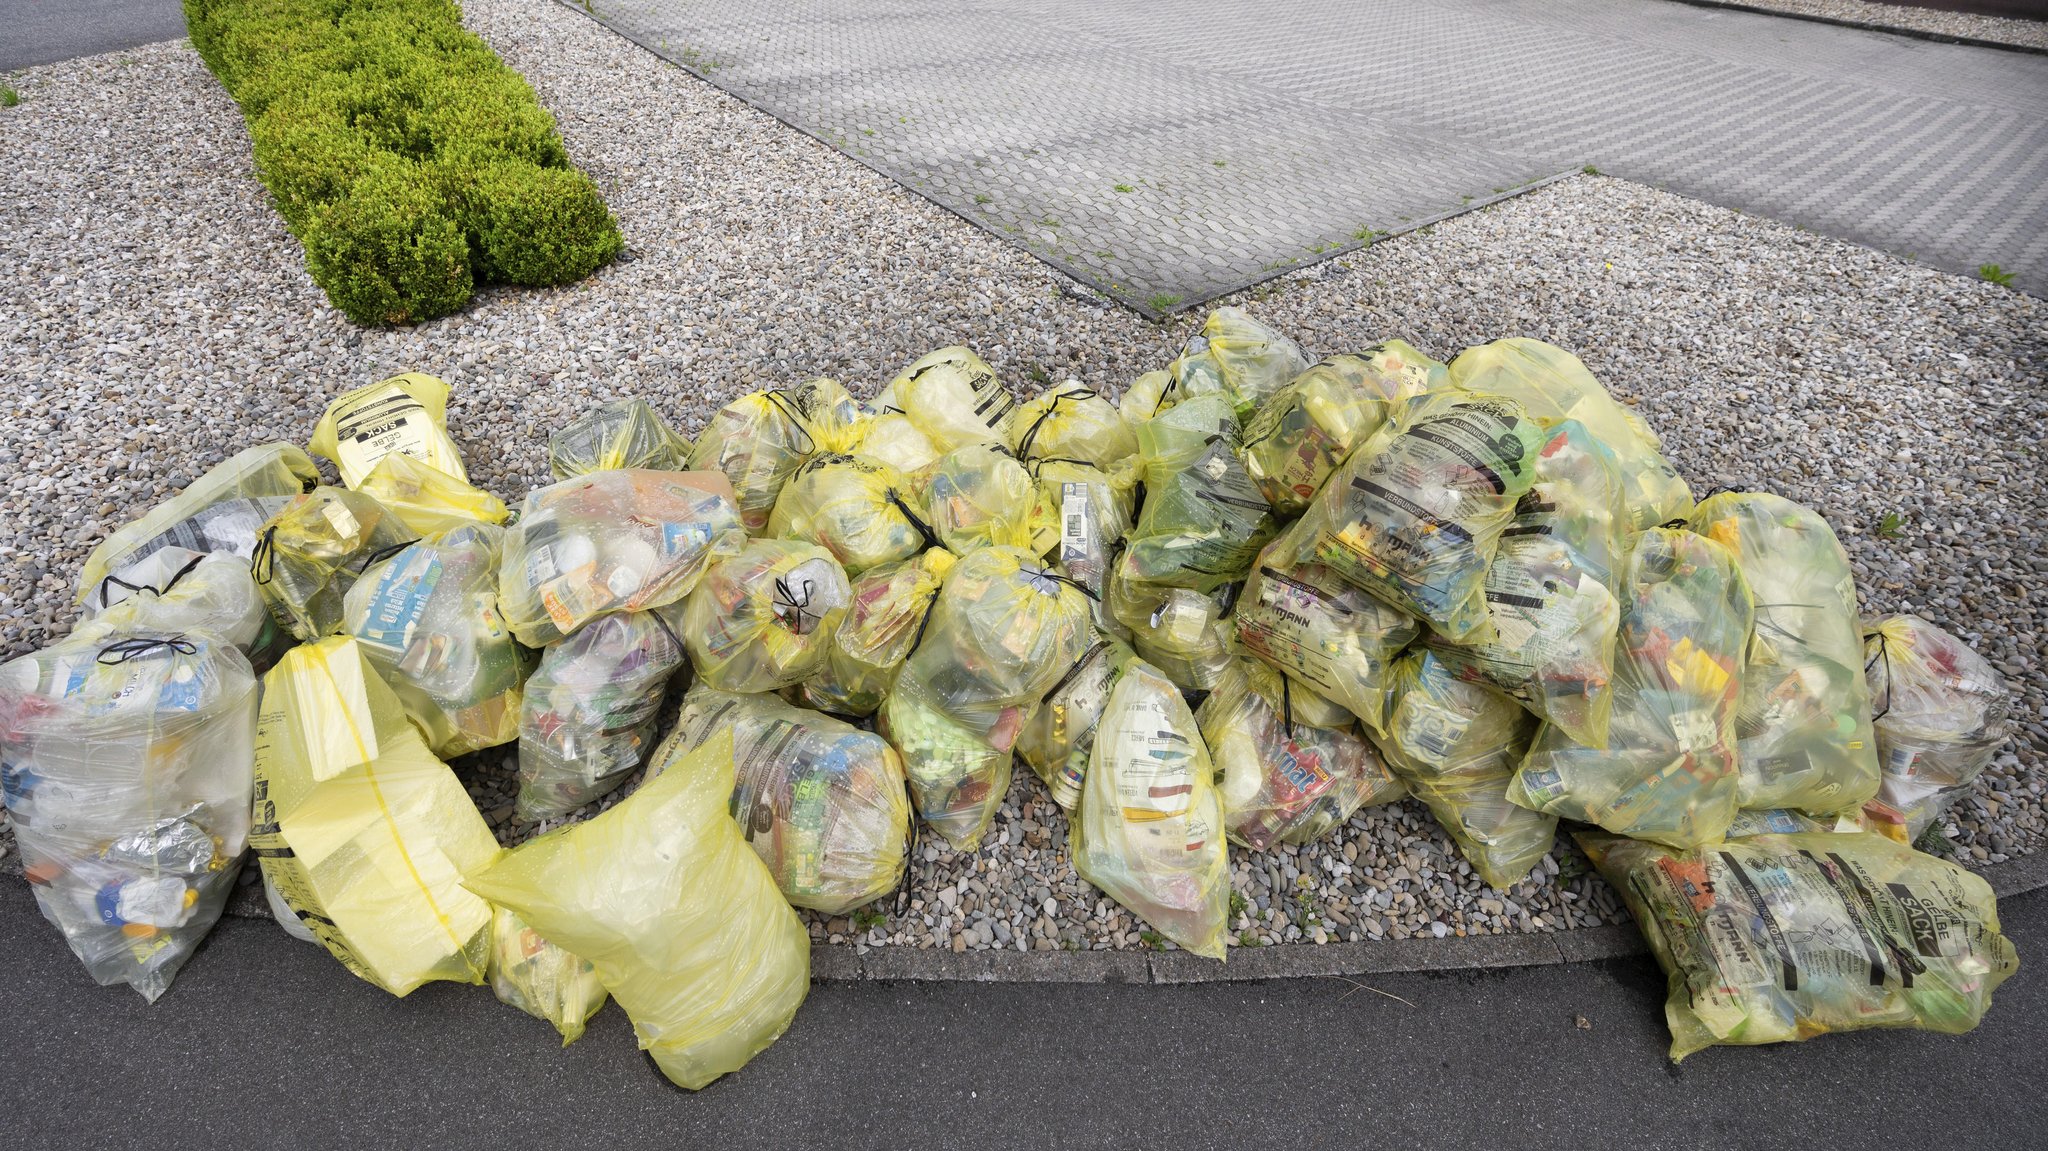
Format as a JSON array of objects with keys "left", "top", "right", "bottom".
[
  {"left": 1, "top": 86, "right": 19, "bottom": 108},
  {"left": 1877, "top": 510, "right": 1908, "bottom": 539},
  {"left": 851, "top": 904, "right": 887, "bottom": 932},
  {"left": 1137, "top": 929, "right": 1167, "bottom": 950},
  {"left": 1582, "top": 164, "right": 1600, "bottom": 175},
  {"left": 1147, "top": 292, "right": 1182, "bottom": 312},
  {"left": 1112, "top": 183, "right": 1135, "bottom": 193},
  {"left": 1978, "top": 263, "right": 2016, "bottom": 287},
  {"left": 184, "top": 0, "right": 622, "bottom": 325}
]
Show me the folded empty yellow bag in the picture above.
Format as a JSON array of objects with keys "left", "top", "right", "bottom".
[
  {"left": 358, "top": 452, "right": 509, "bottom": 539},
  {"left": 465, "top": 729, "right": 811, "bottom": 1091},
  {"left": 309, "top": 372, "right": 469, "bottom": 489}
]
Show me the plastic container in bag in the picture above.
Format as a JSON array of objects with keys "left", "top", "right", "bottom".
[
  {"left": 1861, "top": 615, "right": 2012, "bottom": 841},
  {"left": 515, "top": 608, "right": 686, "bottom": 822},
  {"left": 253, "top": 485, "right": 417, "bottom": 642},
  {"left": 1018, "top": 638, "right": 1136, "bottom": 811},
  {"left": 680, "top": 540, "right": 851, "bottom": 693},
  {"left": 82, "top": 548, "right": 275, "bottom": 660},
  {"left": 797, "top": 549, "right": 955, "bottom": 718},
  {"left": 1169, "top": 307, "right": 1308, "bottom": 418},
  {"left": 1234, "top": 532, "right": 1419, "bottom": 734},
  {"left": 685, "top": 390, "right": 817, "bottom": 532},
  {"left": 357, "top": 452, "right": 510, "bottom": 539},
  {"left": 769, "top": 452, "right": 936, "bottom": 575},
  {"left": 881, "top": 346, "right": 1017, "bottom": 453},
  {"left": 1009, "top": 383, "right": 1136, "bottom": 467},
  {"left": 1239, "top": 341, "right": 1444, "bottom": 515},
  {"left": 488, "top": 906, "right": 608, "bottom": 1046},
  {"left": 1124, "top": 393, "right": 1277, "bottom": 591},
  {"left": 309, "top": 372, "right": 468, "bottom": 489},
  {"left": 922, "top": 443, "right": 1037, "bottom": 556},
  {"left": 547, "top": 398, "right": 692, "bottom": 479}
]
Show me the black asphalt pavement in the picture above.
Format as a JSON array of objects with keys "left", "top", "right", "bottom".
[
  {"left": 1, "top": 0, "right": 185, "bottom": 71},
  {"left": 2, "top": 878, "right": 2042, "bottom": 1151}
]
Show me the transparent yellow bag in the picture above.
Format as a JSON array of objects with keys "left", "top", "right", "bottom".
[
  {"left": 1024, "top": 457, "right": 1137, "bottom": 562},
  {"left": 1106, "top": 551, "right": 1236, "bottom": 692},
  {"left": 465, "top": 730, "right": 811, "bottom": 1091},
  {"left": 796, "top": 549, "right": 955, "bottom": 718},
  {"left": 498, "top": 469, "right": 745, "bottom": 647},
  {"left": 342, "top": 523, "right": 532, "bottom": 758},
  {"left": 253, "top": 486, "right": 417, "bottom": 641},
  {"left": 1581, "top": 829, "right": 2018, "bottom": 1061},
  {"left": 77, "top": 442, "right": 318, "bottom": 603},
  {"left": 1691, "top": 492, "right": 1880, "bottom": 813},
  {"left": 1074, "top": 661, "right": 1229, "bottom": 959},
  {"left": 1119, "top": 369, "right": 1172, "bottom": 423},
  {"left": 309, "top": 372, "right": 468, "bottom": 489},
  {"left": 883, "top": 346, "right": 1018, "bottom": 452},
  {"left": 665, "top": 685, "right": 911, "bottom": 914},
  {"left": 1126, "top": 393, "right": 1277, "bottom": 590},
  {"left": 851, "top": 411, "right": 942, "bottom": 476},
  {"left": 1447, "top": 339, "right": 1692, "bottom": 530},
  {"left": 1018, "top": 637, "right": 1136, "bottom": 811},
  {"left": 922, "top": 443, "right": 1037, "bottom": 555},
  {"left": 1010, "top": 383, "right": 1136, "bottom": 467},
  {"left": 1379, "top": 650, "right": 1553, "bottom": 890},
  {"left": 1510, "top": 528, "right": 1753, "bottom": 848},
  {"left": 1202, "top": 654, "right": 1403, "bottom": 851},
  {"left": 357, "top": 452, "right": 510, "bottom": 539},
  {"left": 787, "top": 377, "right": 867, "bottom": 454},
  {"left": 1169, "top": 307, "right": 1308, "bottom": 418},
  {"left": 546, "top": 398, "right": 692, "bottom": 479},
  {"left": 1234, "top": 532, "right": 1419, "bottom": 734},
  {"left": 769, "top": 452, "right": 935, "bottom": 575},
  {"left": 1426, "top": 419, "right": 1627, "bottom": 747},
  {"left": 1861, "top": 615, "right": 2013, "bottom": 842},
  {"left": 489, "top": 906, "right": 608, "bottom": 1046},
  {"left": 681, "top": 539, "right": 852, "bottom": 693},
  {"left": 515, "top": 607, "right": 686, "bottom": 823},
  {"left": 252, "top": 636, "right": 500, "bottom": 997},
  {"left": 83, "top": 548, "right": 275, "bottom": 660},
  {"left": 685, "top": 390, "right": 818, "bottom": 532},
  {"left": 1240, "top": 341, "right": 1444, "bottom": 515}
]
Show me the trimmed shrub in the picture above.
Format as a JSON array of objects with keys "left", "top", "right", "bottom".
[{"left": 186, "top": 0, "right": 622, "bottom": 325}]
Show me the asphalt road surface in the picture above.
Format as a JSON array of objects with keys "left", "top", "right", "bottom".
[{"left": 0, "top": 0, "right": 185, "bottom": 71}]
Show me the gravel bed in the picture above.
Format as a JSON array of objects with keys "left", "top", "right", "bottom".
[
  {"left": 2, "top": 0, "right": 2043, "bottom": 955},
  {"left": 1692, "top": 0, "right": 2048, "bottom": 49}
]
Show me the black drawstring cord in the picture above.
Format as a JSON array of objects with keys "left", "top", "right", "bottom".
[
  {"left": 1020, "top": 564, "right": 1100, "bottom": 603},
  {"left": 888, "top": 490, "right": 942, "bottom": 551},
  {"left": 646, "top": 607, "right": 686, "bottom": 658},
  {"left": 772, "top": 576, "right": 822, "bottom": 634},
  {"left": 250, "top": 526, "right": 278, "bottom": 586},
  {"left": 354, "top": 537, "right": 423, "bottom": 575},
  {"left": 1279, "top": 675, "right": 1296, "bottom": 740},
  {"left": 97, "top": 635, "right": 198, "bottom": 665},
  {"left": 1864, "top": 631, "right": 1895, "bottom": 723},
  {"left": 1015, "top": 387, "right": 1097, "bottom": 459},
  {"left": 1044, "top": 640, "right": 1108, "bottom": 701},
  {"left": 94, "top": 551, "right": 207, "bottom": 609},
  {"left": 765, "top": 389, "right": 818, "bottom": 455}
]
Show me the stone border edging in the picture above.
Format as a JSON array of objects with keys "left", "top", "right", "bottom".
[{"left": 1662, "top": 0, "right": 2048, "bottom": 56}]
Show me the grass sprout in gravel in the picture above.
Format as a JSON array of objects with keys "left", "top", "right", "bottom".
[{"left": 1, "top": 0, "right": 2043, "bottom": 955}]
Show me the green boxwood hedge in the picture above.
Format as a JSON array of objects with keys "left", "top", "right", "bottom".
[{"left": 186, "top": 0, "right": 623, "bottom": 325}]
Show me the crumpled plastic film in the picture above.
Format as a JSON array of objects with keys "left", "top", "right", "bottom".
[
  {"left": 515, "top": 607, "right": 686, "bottom": 822},
  {"left": 342, "top": 523, "right": 532, "bottom": 758},
  {"left": 851, "top": 411, "right": 942, "bottom": 476},
  {"left": 498, "top": 469, "right": 745, "bottom": 647},
  {"left": 1377, "top": 650, "right": 1553, "bottom": 890},
  {"left": 309, "top": 372, "right": 469, "bottom": 489},
  {"left": 1234, "top": 532, "right": 1420, "bottom": 734},
  {"left": 797, "top": 549, "right": 955, "bottom": 718},
  {"left": 681, "top": 540, "right": 851, "bottom": 693},
  {"left": 488, "top": 906, "right": 608, "bottom": 1046},
  {"left": 252, "top": 486, "right": 417, "bottom": 642},
  {"left": 76, "top": 443, "right": 318, "bottom": 603},
  {"left": 1009, "top": 383, "right": 1136, "bottom": 467},
  {"left": 83, "top": 548, "right": 274, "bottom": 659},
  {"left": 357, "top": 452, "right": 510, "bottom": 539},
  {"left": 1170, "top": 307, "right": 1308, "bottom": 418},
  {"left": 884, "top": 346, "right": 1018, "bottom": 452},
  {"left": 1581, "top": 829, "right": 2018, "bottom": 1062},
  {"left": 546, "top": 398, "right": 692, "bottom": 479},
  {"left": 1861, "top": 615, "right": 2012, "bottom": 842},
  {"left": 923, "top": 443, "right": 1037, "bottom": 555},
  {"left": 1691, "top": 492, "right": 1881, "bottom": 813},
  {"left": 1202, "top": 655, "right": 1403, "bottom": 851},
  {"left": 0, "top": 626, "right": 256, "bottom": 1001},
  {"left": 787, "top": 377, "right": 867, "bottom": 455},
  {"left": 1427, "top": 419, "right": 1627, "bottom": 747},
  {"left": 1018, "top": 637, "right": 1136, "bottom": 811},
  {"left": 1106, "top": 551, "right": 1237, "bottom": 692},
  {"left": 1125, "top": 393, "right": 1277, "bottom": 591},
  {"left": 769, "top": 452, "right": 936, "bottom": 575},
  {"left": 1448, "top": 338, "right": 1692, "bottom": 530},
  {"left": 1510, "top": 527, "right": 1753, "bottom": 848},
  {"left": 685, "top": 390, "right": 817, "bottom": 532},
  {"left": 1294, "top": 390, "right": 1544, "bottom": 641},
  {"left": 880, "top": 546, "right": 1095, "bottom": 848},
  {"left": 665, "top": 685, "right": 911, "bottom": 914},
  {"left": 465, "top": 729, "right": 811, "bottom": 1092},
  {"left": 1240, "top": 341, "right": 1444, "bottom": 515},
  {"left": 1073, "top": 661, "right": 1229, "bottom": 960},
  {"left": 251, "top": 635, "right": 499, "bottom": 997}
]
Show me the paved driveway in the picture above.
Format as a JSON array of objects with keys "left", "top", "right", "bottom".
[
  {"left": 0, "top": 0, "right": 185, "bottom": 70},
  {"left": 568, "top": 0, "right": 2048, "bottom": 308}
]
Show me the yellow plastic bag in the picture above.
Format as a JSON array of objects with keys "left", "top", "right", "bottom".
[
  {"left": 1009, "top": 383, "right": 1136, "bottom": 467},
  {"left": 1691, "top": 492, "right": 1881, "bottom": 813},
  {"left": 498, "top": 469, "right": 745, "bottom": 647},
  {"left": 1170, "top": 307, "right": 1308, "bottom": 418},
  {"left": 253, "top": 486, "right": 416, "bottom": 641},
  {"left": 1509, "top": 528, "right": 1753, "bottom": 849},
  {"left": 1448, "top": 339, "right": 1692, "bottom": 530},
  {"left": 1119, "top": 369, "right": 1172, "bottom": 423},
  {"left": 83, "top": 548, "right": 275, "bottom": 660},
  {"left": 465, "top": 729, "right": 811, "bottom": 1091},
  {"left": 680, "top": 540, "right": 852, "bottom": 693},
  {"left": 489, "top": 907, "right": 608, "bottom": 1045},
  {"left": 309, "top": 372, "right": 469, "bottom": 489},
  {"left": 1861, "top": 615, "right": 2013, "bottom": 841},
  {"left": 515, "top": 607, "right": 687, "bottom": 822},
  {"left": 1234, "top": 533, "right": 1420, "bottom": 734},
  {"left": 1073, "top": 660, "right": 1228, "bottom": 959},
  {"left": 1024, "top": 457, "right": 1137, "bottom": 564},
  {"left": 342, "top": 523, "right": 532, "bottom": 758},
  {"left": 1018, "top": 637, "right": 1136, "bottom": 811},
  {"left": 252, "top": 636, "right": 500, "bottom": 997},
  {"left": 1581, "top": 829, "right": 2018, "bottom": 1061},
  {"left": 851, "top": 411, "right": 941, "bottom": 476},
  {"left": 666, "top": 685, "right": 911, "bottom": 914},
  {"left": 922, "top": 443, "right": 1037, "bottom": 555},
  {"left": 1378, "top": 650, "right": 1553, "bottom": 890},
  {"left": 769, "top": 453, "right": 935, "bottom": 575},
  {"left": 547, "top": 398, "right": 691, "bottom": 479},
  {"left": 1240, "top": 341, "right": 1444, "bottom": 515},
  {"left": 357, "top": 452, "right": 510, "bottom": 539},
  {"left": 1124, "top": 393, "right": 1277, "bottom": 591},
  {"left": 76, "top": 443, "right": 318, "bottom": 603},
  {"left": 1201, "top": 654, "right": 1403, "bottom": 851},
  {"left": 685, "top": 390, "right": 817, "bottom": 532},
  {"left": 787, "top": 377, "right": 867, "bottom": 454},
  {"left": 884, "top": 346, "right": 1018, "bottom": 452},
  {"left": 797, "top": 549, "right": 955, "bottom": 718},
  {"left": 1106, "top": 552, "right": 1236, "bottom": 692}
]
